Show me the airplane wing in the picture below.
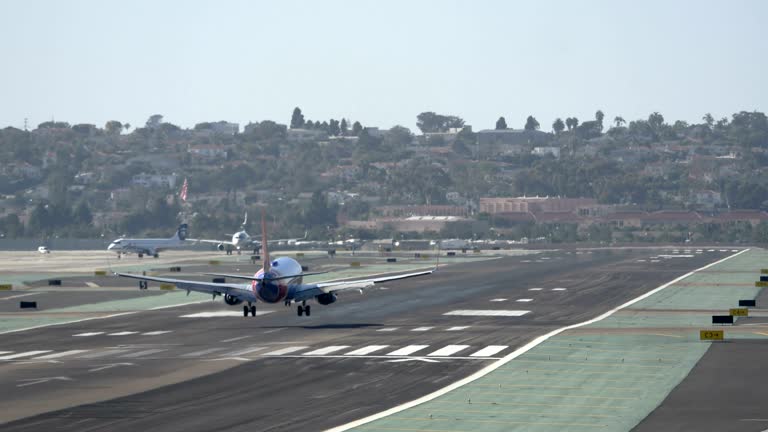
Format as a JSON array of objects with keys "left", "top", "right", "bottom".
[
  {"left": 292, "top": 269, "right": 434, "bottom": 302},
  {"left": 188, "top": 238, "right": 235, "bottom": 246},
  {"left": 116, "top": 272, "right": 252, "bottom": 298}
]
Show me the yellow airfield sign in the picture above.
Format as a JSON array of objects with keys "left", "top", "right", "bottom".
[
  {"left": 755, "top": 281, "right": 768, "bottom": 287},
  {"left": 700, "top": 330, "right": 724, "bottom": 341},
  {"left": 761, "top": 269, "right": 768, "bottom": 274},
  {"left": 729, "top": 308, "right": 749, "bottom": 317}
]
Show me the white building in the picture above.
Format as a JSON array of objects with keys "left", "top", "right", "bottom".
[{"left": 130, "top": 173, "right": 178, "bottom": 189}]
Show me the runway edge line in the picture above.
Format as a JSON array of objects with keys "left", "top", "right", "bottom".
[{"left": 326, "top": 248, "right": 751, "bottom": 432}]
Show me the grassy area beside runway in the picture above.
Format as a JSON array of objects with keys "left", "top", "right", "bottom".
[{"left": 348, "top": 248, "right": 767, "bottom": 432}]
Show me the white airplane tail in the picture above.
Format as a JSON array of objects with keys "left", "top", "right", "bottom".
[
  {"left": 173, "top": 224, "right": 189, "bottom": 241},
  {"left": 261, "top": 210, "right": 270, "bottom": 272}
]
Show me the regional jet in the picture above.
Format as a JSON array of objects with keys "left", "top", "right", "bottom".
[
  {"left": 108, "top": 224, "right": 190, "bottom": 258},
  {"left": 116, "top": 215, "right": 434, "bottom": 317},
  {"left": 191, "top": 212, "right": 304, "bottom": 254}
]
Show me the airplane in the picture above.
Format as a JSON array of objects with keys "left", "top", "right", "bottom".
[
  {"left": 192, "top": 212, "right": 305, "bottom": 255},
  {"left": 108, "top": 224, "right": 190, "bottom": 259},
  {"left": 116, "top": 213, "right": 435, "bottom": 317}
]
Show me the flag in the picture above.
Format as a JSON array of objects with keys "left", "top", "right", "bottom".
[{"left": 180, "top": 177, "right": 188, "bottom": 202}]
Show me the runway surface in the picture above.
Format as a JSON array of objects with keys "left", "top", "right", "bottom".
[{"left": 0, "top": 248, "right": 732, "bottom": 431}]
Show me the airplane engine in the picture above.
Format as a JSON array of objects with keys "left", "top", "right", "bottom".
[
  {"left": 224, "top": 294, "right": 242, "bottom": 305},
  {"left": 217, "top": 243, "right": 226, "bottom": 251},
  {"left": 316, "top": 293, "right": 337, "bottom": 306}
]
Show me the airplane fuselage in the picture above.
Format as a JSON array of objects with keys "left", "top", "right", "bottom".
[{"left": 251, "top": 256, "right": 303, "bottom": 303}]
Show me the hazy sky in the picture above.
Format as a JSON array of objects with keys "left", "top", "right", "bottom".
[{"left": 1, "top": 0, "right": 766, "bottom": 132}]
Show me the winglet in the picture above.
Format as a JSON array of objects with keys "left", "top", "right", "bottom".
[{"left": 261, "top": 208, "right": 270, "bottom": 272}]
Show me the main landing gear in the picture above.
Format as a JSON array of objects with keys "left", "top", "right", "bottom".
[
  {"left": 242, "top": 302, "right": 257, "bottom": 317},
  {"left": 297, "top": 301, "right": 311, "bottom": 317}
]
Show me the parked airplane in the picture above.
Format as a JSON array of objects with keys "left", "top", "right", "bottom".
[
  {"left": 192, "top": 212, "right": 304, "bottom": 254},
  {"left": 116, "top": 214, "right": 434, "bottom": 317},
  {"left": 108, "top": 224, "right": 189, "bottom": 258}
]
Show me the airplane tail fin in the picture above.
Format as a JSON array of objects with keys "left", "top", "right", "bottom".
[
  {"left": 242, "top": 212, "right": 248, "bottom": 228},
  {"left": 261, "top": 209, "right": 270, "bottom": 272},
  {"left": 174, "top": 224, "right": 189, "bottom": 241}
]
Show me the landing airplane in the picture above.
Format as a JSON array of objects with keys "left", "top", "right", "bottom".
[
  {"left": 116, "top": 214, "right": 434, "bottom": 317},
  {"left": 108, "top": 224, "right": 189, "bottom": 258},
  {"left": 192, "top": 212, "right": 304, "bottom": 254}
]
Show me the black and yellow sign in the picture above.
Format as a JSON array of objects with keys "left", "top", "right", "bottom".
[
  {"left": 756, "top": 281, "right": 768, "bottom": 287},
  {"left": 700, "top": 330, "right": 724, "bottom": 341},
  {"left": 729, "top": 308, "right": 749, "bottom": 317},
  {"left": 94, "top": 270, "right": 107, "bottom": 276},
  {"left": 761, "top": 269, "right": 768, "bottom": 274},
  {"left": 0, "top": 284, "right": 12, "bottom": 291},
  {"left": 160, "top": 283, "right": 175, "bottom": 291}
]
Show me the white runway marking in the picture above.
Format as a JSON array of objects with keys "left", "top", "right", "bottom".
[
  {"left": 412, "top": 327, "right": 434, "bottom": 332},
  {"left": 345, "top": 345, "right": 390, "bottom": 356},
  {"left": 142, "top": 331, "right": 172, "bottom": 336},
  {"left": 490, "top": 298, "right": 508, "bottom": 302},
  {"left": 262, "top": 346, "right": 308, "bottom": 356},
  {"left": 0, "top": 351, "right": 11, "bottom": 355},
  {"left": 731, "top": 249, "right": 739, "bottom": 252},
  {"left": 387, "top": 345, "right": 429, "bottom": 356},
  {"left": 528, "top": 288, "right": 543, "bottom": 291},
  {"left": 650, "top": 260, "right": 660, "bottom": 263},
  {"left": 470, "top": 345, "right": 508, "bottom": 357},
  {"left": 0, "top": 351, "right": 51, "bottom": 360},
  {"left": 181, "top": 347, "right": 228, "bottom": 358},
  {"left": 708, "top": 249, "right": 715, "bottom": 252},
  {"left": 222, "top": 335, "right": 252, "bottom": 343},
  {"left": 73, "top": 332, "right": 103, "bottom": 337},
  {"left": 658, "top": 255, "right": 694, "bottom": 258},
  {"left": 108, "top": 331, "right": 138, "bottom": 336},
  {"left": 303, "top": 346, "right": 350, "bottom": 356},
  {"left": 79, "top": 349, "right": 131, "bottom": 359},
  {"left": 33, "top": 350, "right": 89, "bottom": 360},
  {"left": 427, "top": 345, "right": 469, "bottom": 357},
  {"left": 377, "top": 327, "right": 398, "bottom": 332},
  {"left": 120, "top": 349, "right": 167, "bottom": 358},
  {"left": 0, "top": 293, "right": 41, "bottom": 301},
  {"left": 446, "top": 326, "right": 470, "bottom": 331},
  {"left": 225, "top": 346, "right": 267, "bottom": 357},
  {"left": 516, "top": 299, "right": 533, "bottom": 302},
  {"left": 552, "top": 288, "right": 567, "bottom": 291},
  {"left": 444, "top": 310, "right": 530, "bottom": 317},
  {"left": 637, "top": 259, "right": 646, "bottom": 262},
  {"left": 180, "top": 311, "right": 273, "bottom": 318}
]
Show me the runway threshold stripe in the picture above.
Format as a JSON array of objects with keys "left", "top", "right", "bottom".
[
  {"left": 427, "top": 345, "right": 470, "bottom": 356},
  {"left": 303, "top": 346, "right": 350, "bottom": 355},
  {"left": 0, "top": 351, "right": 51, "bottom": 360},
  {"left": 181, "top": 347, "right": 228, "bottom": 357},
  {"left": 262, "top": 346, "right": 308, "bottom": 356},
  {"left": 470, "top": 345, "right": 509, "bottom": 357},
  {"left": 120, "top": 349, "right": 167, "bottom": 358},
  {"left": 387, "top": 345, "right": 429, "bottom": 356},
  {"left": 34, "top": 350, "right": 89, "bottom": 359},
  {"left": 226, "top": 346, "right": 267, "bottom": 356},
  {"left": 345, "top": 345, "right": 390, "bottom": 356}
]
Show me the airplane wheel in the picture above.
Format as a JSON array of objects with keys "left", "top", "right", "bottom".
[
  {"left": 250, "top": 305, "right": 256, "bottom": 316},
  {"left": 305, "top": 305, "right": 311, "bottom": 317},
  {"left": 138, "top": 253, "right": 143, "bottom": 258},
  {"left": 153, "top": 253, "right": 159, "bottom": 258},
  {"left": 297, "top": 305, "right": 304, "bottom": 317},
  {"left": 243, "top": 306, "right": 249, "bottom": 317}
]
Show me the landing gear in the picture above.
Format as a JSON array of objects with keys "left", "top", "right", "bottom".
[
  {"left": 243, "top": 302, "right": 257, "bottom": 317},
  {"left": 297, "top": 301, "right": 311, "bottom": 317},
  {"left": 153, "top": 253, "right": 159, "bottom": 258},
  {"left": 138, "top": 253, "right": 144, "bottom": 258}
]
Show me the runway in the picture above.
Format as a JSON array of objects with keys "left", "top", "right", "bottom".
[{"left": 0, "top": 248, "right": 733, "bottom": 431}]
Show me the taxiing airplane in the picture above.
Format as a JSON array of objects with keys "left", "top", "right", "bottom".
[
  {"left": 116, "top": 214, "right": 434, "bottom": 317},
  {"left": 192, "top": 212, "right": 304, "bottom": 254},
  {"left": 108, "top": 224, "right": 189, "bottom": 258}
]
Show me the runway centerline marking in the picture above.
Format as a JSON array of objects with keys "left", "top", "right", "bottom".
[
  {"left": 444, "top": 310, "right": 531, "bottom": 317},
  {"left": 73, "top": 332, "right": 104, "bottom": 337},
  {"left": 108, "top": 331, "right": 138, "bottom": 336},
  {"left": 141, "top": 331, "right": 172, "bottom": 336},
  {"left": 552, "top": 288, "right": 567, "bottom": 291},
  {"left": 377, "top": 327, "right": 398, "bottom": 332},
  {"left": 387, "top": 345, "right": 429, "bottom": 356},
  {"left": 490, "top": 298, "right": 508, "bottom": 302},
  {"left": 528, "top": 288, "right": 543, "bottom": 291},
  {"left": 516, "top": 298, "right": 534, "bottom": 302},
  {"left": 446, "top": 326, "right": 470, "bottom": 331},
  {"left": 222, "top": 335, "right": 252, "bottom": 343},
  {"left": 412, "top": 327, "right": 433, "bottom": 332}
]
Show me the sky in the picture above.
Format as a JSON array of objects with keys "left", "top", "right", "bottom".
[{"left": 1, "top": 0, "right": 766, "bottom": 132}]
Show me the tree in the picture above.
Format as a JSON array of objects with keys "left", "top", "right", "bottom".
[
  {"left": 648, "top": 112, "right": 665, "bottom": 130},
  {"left": 340, "top": 118, "right": 349, "bottom": 136},
  {"left": 416, "top": 112, "right": 465, "bottom": 133},
  {"left": 105, "top": 120, "right": 123, "bottom": 135},
  {"left": 352, "top": 121, "right": 363, "bottom": 136},
  {"left": 565, "top": 117, "right": 579, "bottom": 131},
  {"left": 552, "top": 118, "right": 565, "bottom": 135},
  {"left": 146, "top": 114, "right": 163, "bottom": 129},
  {"left": 595, "top": 110, "right": 605, "bottom": 132},
  {"left": 702, "top": 113, "right": 714, "bottom": 129},
  {"left": 329, "top": 119, "right": 340, "bottom": 136},
  {"left": 73, "top": 201, "right": 93, "bottom": 226},
  {"left": 495, "top": 117, "right": 507, "bottom": 130},
  {"left": 524, "top": 116, "right": 540, "bottom": 131},
  {"left": 305, "top": 120, "right": 315, "bottom": 129},
  {"left": 613, "top": 116, "right": 626, "bottom": 128},
  {"left": 290, "top": 107, "right": 305, "bottom": 129}
]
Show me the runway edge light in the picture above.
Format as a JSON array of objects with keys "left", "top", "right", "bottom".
[{"left": 700, "top": 330, "right": 724, "bottom": 341}]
